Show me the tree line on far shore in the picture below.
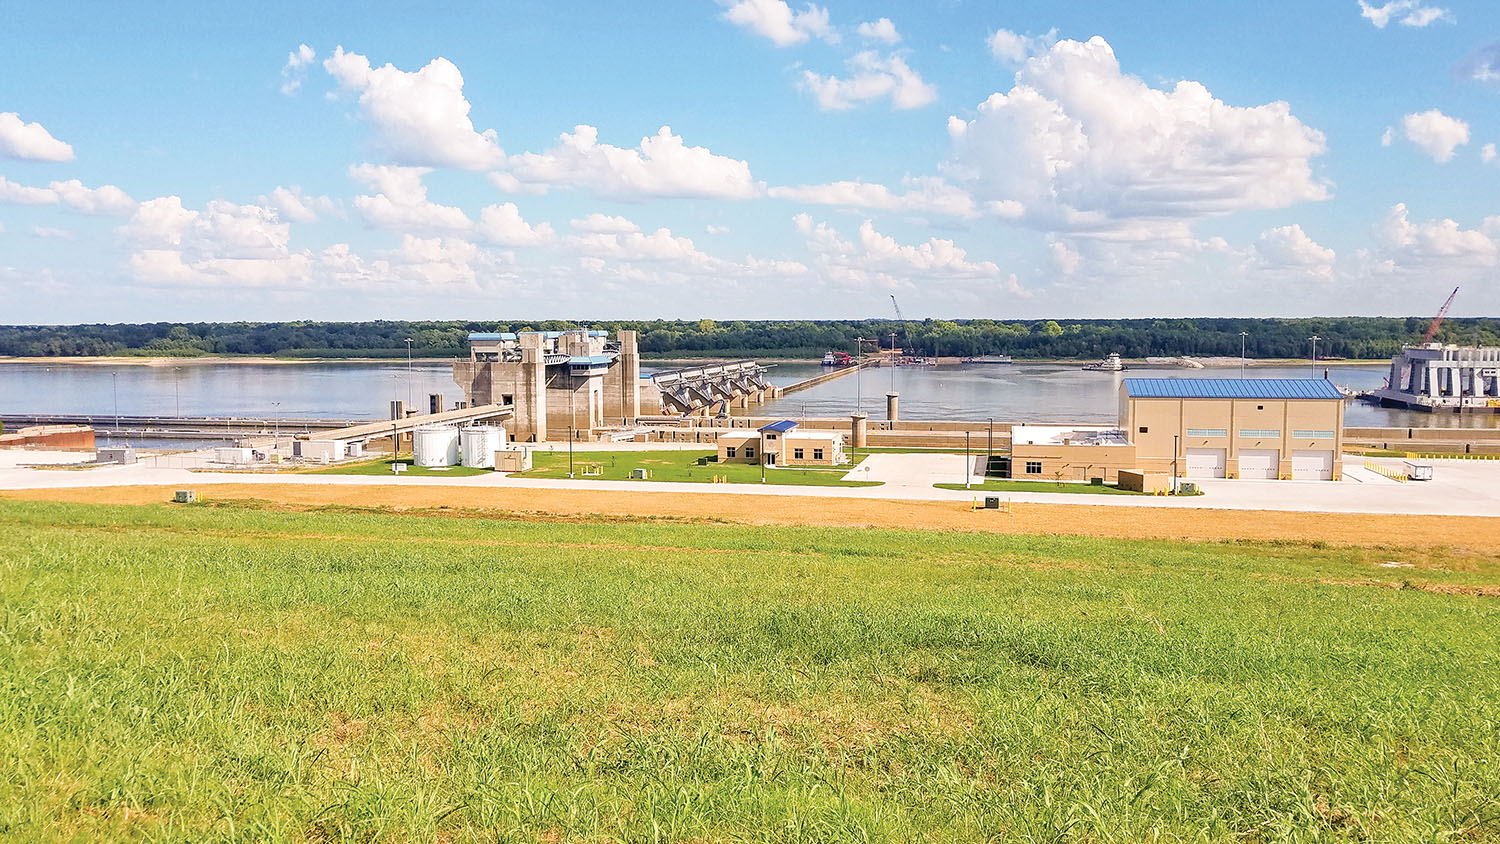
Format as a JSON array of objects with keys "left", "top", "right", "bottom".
[{"left": 2, "top": 317, "right": 1497, "bottom": 361}]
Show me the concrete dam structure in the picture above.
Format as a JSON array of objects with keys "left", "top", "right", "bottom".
[
  {"left": 650, "top": 361, "right": 779, "bottom": 415},
  {"left": 1371, "top": 345, "right": 1500, "bottom": 413}
]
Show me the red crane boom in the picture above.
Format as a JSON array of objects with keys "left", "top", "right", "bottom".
[{"left": 1421, "top": 286, "right": 1459, "bottom": 345}]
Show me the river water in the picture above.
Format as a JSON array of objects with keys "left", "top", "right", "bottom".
[{"left": 0, "top": 359, "right": 1493, "bottom": 430}]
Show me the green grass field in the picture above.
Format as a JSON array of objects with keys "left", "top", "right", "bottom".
[
  {"left": 517, "top": 449, "right": 878, "bottom": 487},
  {"left": 306, "top": 457, "right": 492, "bottom": 477},
  {"left": 935, "top": 479, "right": 1147, "bottom": 495},
  {"left": 2, "top": 500, "right": 1499, "bottom": 841}
]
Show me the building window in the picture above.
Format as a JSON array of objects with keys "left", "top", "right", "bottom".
[
  {"left": 1239, "top": 429, "right": 1280, "bottom": 438},
  {"left": 1138, "top": 426, "right": 1148, "bottom": 434},
  {"left": 1256, "top": 405, "right": 1264, "bottom": 410},
  {"left": 793, "top": 448, "right": 805, "bottom": 459},
  {"left": 1293, "top": 430, "right": 1335, "bottom": 439},
  {"left": 1025, "top": 461, "right": 1042, "bottom": 474},
  {"left": 744, "top": 447, "right": 755, "bottom": 458},
  {"left": 813, "top": 448, "right": 824, "bottom": 460},
  {"left": 501, "top": 394, "right": 514, "bottom": 406},
  {"left": 765, "top": 434, "right": 776, "bottom": 440},
  {"left": 725, "top": 447, "right": 736, "bottom": 458},
  {"left": 1186, "top": 428, "right": 1227, "bottom": 437}
]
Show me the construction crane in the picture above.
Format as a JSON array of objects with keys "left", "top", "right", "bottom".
[
  {"left": 1421, "top": 286, "right": 1459, "bottom": 345},
  {"left": 889, "top": 294, "right": 905, "bottom": 322}
]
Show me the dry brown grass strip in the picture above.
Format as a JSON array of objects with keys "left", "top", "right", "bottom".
[{"left": 6, "top": 482, "right": 1500, "bottom": 552}]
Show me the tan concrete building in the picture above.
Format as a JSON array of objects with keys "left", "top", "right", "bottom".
[
  {"left": 1120, "top": 378, "right": 1345, "bottom": 481},
  {"left": 715, "top": 420, "right": 847, "bottom": 467},
  {"left": 1010, "top": 425, "right": 1135, "bottom": 483}
]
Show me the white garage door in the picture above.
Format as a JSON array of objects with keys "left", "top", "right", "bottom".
[
  {"left": 1186, "top": 448, "right": 1226, "bottom": 479},
  {"left": 1291, "top": 449, "right": 1333, "bottom": 480},
  {"left": 1238, "top": 449, "right": 1279, "bottom": 480}
]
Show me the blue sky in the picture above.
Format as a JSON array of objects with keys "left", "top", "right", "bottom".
[{"left": 1, "top": 0, "right": 1497, "bottom": 323}]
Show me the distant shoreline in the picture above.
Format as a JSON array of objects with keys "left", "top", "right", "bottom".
[{"left": 0, "top": 354, "right": 1392, "bottom": 368}]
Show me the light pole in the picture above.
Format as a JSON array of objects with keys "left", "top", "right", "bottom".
[
  {"left": 1172, "top": 434, "right": 1180, "bottom": 494},
  {"left": 112, "top": 372, "right": 119, "bottom": 433},
  {"left": 1308, "top": 335, "right": 1321, "bottom": 378},
  {"left": 889, "top": 332, "right": 898, "bottom": 393},
  {"left": 1239, "top": 332, "right": 1248, "bottom": 379},
  {"left": 404, "top": 338, "right": 414, "bottom": 408},
  {"left": 965, "top": 431, "right": 971, "bottom": 490},
  {"left": 174, "top": 367, "right": 181, "bottom": 416},
  {"left": 270, "top": 401, "right": 281, "bottom": 455},
  {"left": 568, "top": 372, "right": 575, "bottom": 479}
]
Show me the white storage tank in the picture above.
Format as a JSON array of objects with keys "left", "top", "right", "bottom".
[
  {"left": 413, "top": 425, "right": 460, "bottom": 467},
  {"left": 460, "top": 425, "right": 505, "bottom": 468}
]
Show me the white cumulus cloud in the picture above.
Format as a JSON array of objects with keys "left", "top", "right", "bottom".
[
  {"left": 569, "top": 213, "right": 640, "bottom": 234},
  {"left": 769, "top": 176, "right": 975, "bottom": 217},
  {"left": 856, "top": 18, "right": 901, "bottom": 44},
  {"left": 475, "top": 202, "right": 554, "bottom": 246},
  {"left": 259, "top": 185, "right": 339, "bottom": 223},
  {"left": 0, "top": 176, "right": 135, "bottom": 215},
  {"left": 1253, "top": 224, "right": 1336, "bottom": 279},
  {"left": 800, "top": 51, "right": 937, "bottom": 111},
  {"left": 1400, "top": 109, "right": 1470, "bottom": 162},
  {"left": 1483, "top": 143, "right": 1497, "bottom": 164},
  {"left": 280, "top": 44, "right": 316, "bottom": 95},
  {"left": 943, "top": 36, "right": 1328, "bottom": 236},
  {"left": 722, "top": 0, "right": 837, "bottom": 46},
  {"left": 324, "top": 47, "right": 504, "bottom": 170},
  {"left": 793, "top": 213, "right": 1013, "bottom": 291},
  {"left": 348, "top": 163, "right": 471, "bottom": 233},
  {"left": 987, "top": 28, "right": 1058, "bottom": 64},
  {"left": 1359, "top": 0, "right": 1450, "bottom": 28},
  {"left": 1373, "top": 203, "right": 1496, "bottom": 270},
  {"left": 499, "top": 125, "right": 762, "bottom": 200},
  {"left": 0, "top": 112, "right": 75, "bottom": 162}
]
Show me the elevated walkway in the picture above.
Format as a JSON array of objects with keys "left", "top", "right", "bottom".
[{"left": 310, "top": 404, "right": 513, "bottom": 445}]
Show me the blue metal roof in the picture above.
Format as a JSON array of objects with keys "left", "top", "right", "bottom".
[
  {"left": 759, "top": 420, "right": 798, "bottom": 433},
  {"left": 1124, "top": 378, "right": 1344, "bottom": 400},
  {"left": 468, "top": 332, "right": 517, "bottom": 341},
  {"left": 567, "top": 355, "right": 616, "bottom": 366},
  {"left": 518, "top": 329, "right": 609, "bottom": 338}
]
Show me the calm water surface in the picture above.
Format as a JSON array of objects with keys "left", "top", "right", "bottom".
[{"left": 1, "top": 359, "right": 1494, "bottom": 429}]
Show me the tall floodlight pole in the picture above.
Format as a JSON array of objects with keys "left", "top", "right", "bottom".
[
  {"left": 404, "top": 338, "right": 414, "bottom": 408},
  {"left": 112, "top": 372, "right": 119, "bottom": 433},
  {"left": 568, "top": 376, "right": 575, "bottom": 479},
  {"left": 1172, "top": 434, "right": 1180, "bottom": 494},
  {"left": 1308, "top": 335, "right": 1321, "bottom": 378},
  {"left": 965, "top": 431, "right": 972, "bottom": 490},
  {"left": 987, "top": 417, "right": 994, "bottom": 466},
  {"left": 1239, "top": 332, "right": 1248, "bottom": 379},
  {"left": 271, "top": 400, "right": 281, "bottom": 454},
  {"left": 174, "top": 367, "right": 181, "bottom": 416}
]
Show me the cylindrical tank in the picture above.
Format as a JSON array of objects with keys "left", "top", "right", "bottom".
[
  {"left": 460, "top": 425, "right": 505, "bottom": 468},
  {"left": 413, "top": 425, "right": 460, "bottom": 467}
]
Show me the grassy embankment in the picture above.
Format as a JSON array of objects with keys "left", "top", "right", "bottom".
[
  {"left": 517, "top": 448, "right": 878, "bottom": 487},
  {"left": 2, "top": 499, "right": 1498, "bottom": 841}
]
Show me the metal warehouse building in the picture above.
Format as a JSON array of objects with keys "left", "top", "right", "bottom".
[{"left": 1120, "top": 378, "right": 1345, "bottom": 481}]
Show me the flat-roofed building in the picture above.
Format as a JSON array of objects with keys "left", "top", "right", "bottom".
[
  {"left": 1120, "top": 378, "right": 1345, "bottom": 481},
  {"left": 715, "top": 420, "right": 847, "bottom": 467},
  {"left": 1010, "top": 425, "right": 1135, "bottom": 483}
]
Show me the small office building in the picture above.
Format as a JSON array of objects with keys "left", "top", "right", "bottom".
[
  {"left": 1120, "top": 378, "right": 1345, "bottom": 481},
  {"left": 716, "top": 420, "right": 847, "bottom": 467}
]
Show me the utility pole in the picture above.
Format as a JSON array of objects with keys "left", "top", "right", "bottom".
[
  {"left": 1239, "top": 332, "right": 1248, "bottom": 379},
  {"left": 987, "top": 417, "right": 994, "bottom": 467},
  {"left": 271, "top": 400, "right": 281, "bottom": 455},
  {"left": 112, "top": 372, "right": 119, "bottom": 434},
  {"left": 568, "top": 378, "right": 575, "bottom": 479},
  {"left": 965, "top": 431, "right": 971, "bottom": 490},
  {"left": 174, "top": 367, "right": 181, "bottom": 416},
  {"left": 1308, "top": 335, "right": 1321, "bottom": 378},
  {"left": 889, "top": 332, "right": 897, "bottom": 393}
]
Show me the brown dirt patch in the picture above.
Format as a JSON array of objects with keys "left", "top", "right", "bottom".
[{"left": 4, "top": 482, "right": 1499, "bottom": 552}]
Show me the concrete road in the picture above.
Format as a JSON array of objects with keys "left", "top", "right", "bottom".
[{"left": 2, "top": 448, "right": 1499, "bottom": 517}]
